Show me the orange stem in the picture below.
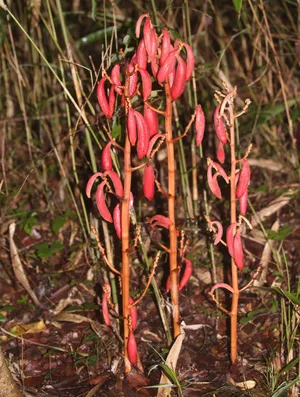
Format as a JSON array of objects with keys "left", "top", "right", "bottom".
[
  {"left": 122, "top": 73, "right": 132, "bottom": 373},
  {"left": 165, "top": 82, "right": 180, "bottom": 338},
  {"left": 122, "top": 133, "right": 132, "bottom": 373},
  {"left": 229, "top": 95, "right": 239, "bottom": 364}
]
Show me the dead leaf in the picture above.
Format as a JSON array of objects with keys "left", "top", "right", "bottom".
[
  {"left": 156, "top": 326, "right": 185, "bottom": 397},
  {"left": 251, "top": 188, "right": 296, "bottom": 228},
  {"left": 229, "top": 377, "right": 256, "bottom": 390},
  {"left": 51, "top": 286, "right": 83, "bottom": 315},
  {"left": 10, "top": 320, "right": 46, "bottom": 336},
  {"left": 254, "top": 219, "right": 280, "bottom": 287},
  {"left": 248, "top": 158, "right": 284, "bottom": 172},
  {"left": 182, "top": 323, "right": 211, "bottom": 331},
  {"left": 9, "top": 223, "right": 40, "bottom": 307},
  {"left": 53, "top": 312, "right": 94, "bottom": 324}
]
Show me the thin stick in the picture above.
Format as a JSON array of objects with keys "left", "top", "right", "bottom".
[
  {"left": 145, "top": 100, "right": 166, "bottom": 115},
  {"left": 172, "top": 111, "right": 196, "bottom": 143},
  {"left": 129, "top": 253, "right": 160, "bottom": 308},
  {"left": 208, "top": 292, "right": 232, "bottom": 316},
  {"left": 91, "top": 225, "right": 121, "bottom": 276}
]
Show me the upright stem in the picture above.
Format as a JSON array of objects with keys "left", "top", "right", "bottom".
[
  {"left": 165, "top": 82, "right": 180, "bottom": 338},
  {"left": 229, "top": 100, "right": 239, "bottom": 364},
  {"left": 122, "top": 133, "right": 132, "bottom": 372}
]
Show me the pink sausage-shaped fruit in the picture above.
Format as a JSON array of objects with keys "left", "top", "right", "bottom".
[
  {"left": 207, "top": 164, "right": 222, "bottom": 199},
  {"left": 211, "top": 221, "right": 223, "bottom": 245},
  {"left": 143, "top": 164, "right": 155, "bottom": 201},
  {"left": 97, "top": 76, "right": 111, "bottom": 118},
  {"left": 127, "top": 107, "right": 137, "bottom": 146},
  {"left": 144, "top": 106, "right": 159, "bottom": 139},
  {"left": 129, "top": 297, "right": 138, "bottom": 330},
  {"left": 157, "top": 49, "right": 177, "bottom": 83},
  {"left": 236, "top": 158, "right": 250, "bottom": 199},
  {"left": 233, "top": 229, "right": 244, "bottom": 270},
  {"left": 95, "top": 181, "right": 113, "bottom": 223},
  {"left": 217, "top": 140, "right": 225, "bottom": 164},
  {"left": 179, "top": 258, "right": 193, "bottom": 290},
  {"left": 195, "top": 104, "right": 205, "bottom": 147},
  {"left": 214, "top": 105, "right": 227, "bottom": 144},
  {"left": 226, "top": 222, "right": 238, "bottom": 258},
  {"left": 171, "top": 55, "right": 187, "bottom": 101},
  {"left": 128, "top": 330, "right": 137, "bottom": 366},
  {"left": 239, "top": 188, "right": 248, "bottom": 216},
  {"left": 134, "top": 111, "right": 149, "bottom": 159},
  {"left": 104, "top": 170, "right": 124, "bottom": 198},
  {"left": 113, "top": 204, "right": 121, "bottom": 239},
  {"left": 101, "top": 142, "right": 113, "bottom": 171},
  {"left": 136, "top": 39, "right": 147, "bottom": 69},
  {"left": 111, "top": 64, "right": 122, "bottom": 95}
]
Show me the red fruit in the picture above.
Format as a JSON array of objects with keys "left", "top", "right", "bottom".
[
  {"left": 136, "top": 39, "right": 147, "bottom": 69},
  {"left": 179, "top": 258, "right": 193, "bottom": 290},
  {"left": 157, "top": 49, "right": 177, "bottom": 83},
  {"left": 182, "top": 42, "right": 194, "bottom": 81},
  {"left": 86, "top": 172, "right": 103, "bottom": 198},
  {"left": 146, "top": 133, "right": 164, "bottom": 157},
  {"left": 129, "top": 297, "right": 138, "bottom": 330},
  {"left": 226, "top": 222, "right": 238, "bottom": 258},
  {"left": 138, "top": 68, "right": 152, "bottom": 101},
  {"left": 236, "top": 158, "right": 250, "bottom": 199},
  {"left": 168, "top": 63, "right": 176, "bottom": 88},
  {"left": 128, "top": 62, "right": 138, "bottom": 97},
  {"left": 113, "top": 204, "right": 121, "bottom": 239},
  {"left": 239, "top": 188, "right": 248, "bottom": 216},
  {"left": 151, "top": 58, "right": 159, "bottom": 78},
  {"left": 217, "top": 140, "right": 225, "bottom": 163},
  {"left": 101, "top": 142, "right": 113, "bottom": 171},
  {"left": 102, "top": 285, "right": 111, "bottom": 326},
  {"left": 212, "top": 161, "right": 229, "bottom": 183},
  {"left": 127, "top": 107, "right": 137, "bottom": 146},
  {"left": 144, "top": 106, "right": 159, "bottom": 139},
  {"left": 160, "top": 29, "right": 171, "bottom": 65},
  {"left": 143, "top": 164, "right": 155, "bottom": 201},
  {"left": 108, "top": 86, "right": 115, "bottom": 118},
  {"left": 134, "top": 111, "right": 149, "bottom": 159},
  {"left": 104, "top": 170, "right": 124, "bottom": 197},
  {"left": 210, "top": 282, "right": 234, "bottom": 294},
  {"left": 214, "top": 105, "right": 227, "bottom": 144},
  {"left": 171, "top": 55, "right": 187, "bottom": 101},
  {"left": 207, "top": 164, "right": 222, "bottom": 199},
  {"left": 143, "top": 17, "right": 156, "bottom": 60},
  {"left": 233, "top": 229, "right": 244, "bottom": 270},
  {"left": 95, "top": 181, "right": 113, "bottom": 223},
  {"left": 128, "top": 330, "right": 137, "bottom": 366},
  {"left": 211, "top": 221, "right": 223, "bottom": 245},
  {"left": 135, "top": 14, "right": 148, "bottom": 38},
  {"left": 149, "top": 214, "right": 172, "bottom": 229},
  {"left": 111, "top": 64, "right": 122, "bottom": 95},
  {"left": 150, "top": 28, "right": 158, "bottom": 61},
  {"left": 195, "top": 104, "right": 205, "bottom": 147},
  {"left": 97, "top": 76, "right": 111, "bottom": 118}
]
